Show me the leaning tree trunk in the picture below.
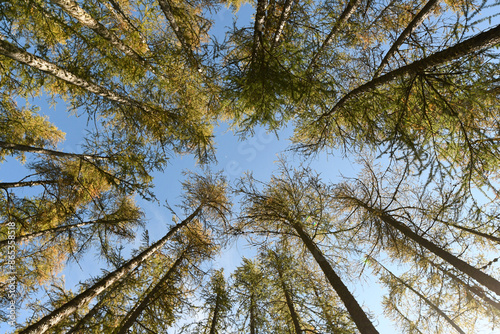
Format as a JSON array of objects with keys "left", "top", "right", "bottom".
[
  {"left": 19, "top": 205, "right": 202, "bottom": 334},
  {"left": 0, "top": 180, "right": 56, "bottom": 189},
  {"left": 373, "top": 0, "right": 440, "bottom": 78},
  {"left": 370, "top": 256, "right": 465, "bottom": 334},
  {"left": 352, "top": 198, "right": 500, "bottom": 296},
  {"left": 0, "top": 141, "right": 106, "bottom": 161},
  {"left": 271, "top": 251, "right": 303, "bottom": 334},
  {"left": 48, "top": 0, "right": 161, "bottom": 78},
  {"left": 280, "top": 278, "right": 302, "bottom": 333},
  {"left": 0, "top": 219, "right": 127, "bottom": 247},
  {"left": 291, "top": 222, "right": 380, "bottom": 334},
  {"left": 322, "top": 23, "right": 500, "bottom": 119},
  {"left": 209, "top": 286, "right": 222, "bottom": 334},
  {"left": 271, "top": 0, "right": 294, "bottom": 49},
  {"left": 425, "top": 258, "right": 500, "bottom": 311},
  {"left": 114, "top": 254, "right": 185, "bottom": 334},
  {"left": 307, "top": 0, "right": 361, "bottom": 72}
]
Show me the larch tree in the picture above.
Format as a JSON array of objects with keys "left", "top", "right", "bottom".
[{"left": 236, "top": 161, "right": 380, "bottom": 334}]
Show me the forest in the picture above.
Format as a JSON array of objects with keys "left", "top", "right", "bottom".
[{"left": 1, "top": 0, "right": 500, "bottom": 333}]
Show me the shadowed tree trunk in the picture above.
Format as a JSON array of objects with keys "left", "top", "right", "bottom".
[
  {"left": 114, "top": 254, "right": 185, "bottom": 334},
  {"left": 348, "top": 196, "right": 500, "bottom": 296},
  {"left": 19, "top": 205, "right": 201, "bottom": 334},
  {"left": 373, "top": 0, "right": 440, "bottom": 78},
  {"left": 321, "top": 24, "right": 500, "bottom": 120},
  {"left": 291, "top": 221, "right": 379, "bottom": 334},
  {"left": 370, "top": 256, "right": 466, "bottom": 334}
]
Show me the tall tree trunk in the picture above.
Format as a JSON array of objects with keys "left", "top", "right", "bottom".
[
  {"left": 48, "top": 0, "right": 161, "bottom": 78},
  {"left": 291, "top": 222, "right": 380, "bottom": 334},
  {"left": 370, "top": 256, "right": 466, "bottom": 334},
  {"left": 252, "top": 0, "right": 268, "bottom": 62},
  {"left": 157, "top": 0, "right": 199, "bottom": 69},
  {"left": 0, "top": 218, "right": 132, "bottom": 248},
  {"left": 114, "top": 254, "right": 185, "bottom": 334},
  {"left": 0, "top": 38, "right": 175, "bottom": 125},
  {"left": 307, "top": 0, "right": 361, "bottom": 72},
  {"left": 19, "top": 205, "right": 202, "bottom": 334},
  {"left": 271, "top": 251, "right": 303, "bottom": 333},
  {"left": 208, "top": 289, "right": 221, "bottom": 334},
  {"left": 373, "top": 0, "right": 440, "bottom": 78},
  {"left": 352, "top": 198, "right": 500, "bottom": 296},
  {"left": 249, "top": 294, "right": 257, "bottom": 334},
  {"left": 0, "top": 141, "right": 106, "bottom": 161},
  {"left": 322, "top": 24, "right": 500, "bottom": 119},
  {"left": 271, "top": 0, "right": 294, "bottom": 49},
  {"left": 0, "top": 180, "right": 56, "bottom": 189},
  {"left": 426, "top": 258, "right": 500, "bottom": 311}
]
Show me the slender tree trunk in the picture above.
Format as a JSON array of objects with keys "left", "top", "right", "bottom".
[
  {"left": 0, "top": 141, "right": 107, "bottom": 161},
  {"left": 291, "top": 222, "right": 379, "bottom": 334},
  {"left": 249, "top": 294, "right": 257, "bottom": 334},
  {"left": 114, "top": 254, "right": 184, "bottom": 334},
  {"left": 271, "top": 252, "right": 303, "bottom": 334},
  {"left": 50, "top": 0, "right": 143, "bottom": 59},
  {"left": 281, "top": 281, "right": 302, "bottom": 334},
  {"left": 426, "top": 258, "right": 500, "bottom": 311},
  {"left": 307, "top": 0, "right": 361, "bottom": 72},
  {"left": 322, "top": 24, "right": 500, "bottom": 119},
  {"left": 19, "top": 205, "right": 202, "bottom": 334},
  {"left": 208, "top": 291, "right": 221, "bottom": 334},
  {"left": 0, "top": 218, "right": 131, "bottom": 248},
  {"left": 157, "top": 0, "right": 199, "bottom": 69},
  {"left": 0, "top": 38, "right": 173, "bottom": 122},
  {"left": 353, "top": 198, "right": 500, "bottom": 296},
  {"left": 271, "top": 0, "right": 294, "bottom": 48},
  {"left": 0, "top": 180, "right": 56, "bottom": 189},
  {"left": 48, "top": 0, "right": 162, "bottom": 78},
  {"left": 252, "top": 0, "right": 268, "bottom": 62},
  {"left": 371, "top": 257, "right": 466, "bottom": 334},
  {"left": 373, "top": 0, "right": 440, "bottom": 78}
]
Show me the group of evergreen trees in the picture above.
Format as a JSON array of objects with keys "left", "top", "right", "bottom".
[{"left": 1, "top": 0, "right": 500, "bottom": 333}]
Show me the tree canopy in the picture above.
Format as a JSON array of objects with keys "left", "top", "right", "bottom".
[{"left": 1, "top": 0, "right": 499, "bottom": 333}]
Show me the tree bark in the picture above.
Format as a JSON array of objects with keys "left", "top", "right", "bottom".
[
  {"left": 0, "top": 218, "right": 132, "bottom": 248},
  {"left": 114, "top": 254, "right": 184, "bottom": 334},
  {"left": 373, "top": 0, "right": 440, "bottom": 78},
  {"left": 322, "top": 24, "right": 500, "bottom": 119},
  {"left": 291, "top": 222, "right": 379, "bottom": 334},
  {"left": 371, "top": 257, "right": 465, "bottom": 334},
  {"left": 353, "top": 199, "right": 500, "bottom": 296},
  {"left": 208, "top": 289, "right": 221, "bottom": 334},
  {"left": 19, "top": 205, "right": 201, "bottom": 334},
  {"left": 271, "top": 0, "right": 294, "bottom": 49},
  {"left": 307, "top": 0, "right": 361, "bottom": 72},
  {"left": 0, "top": 38, "right": 173, "bottom": 122},
  {"left": 0, "top": 141, "right": 107, "bottom": 161},
  {"left": 0, "top": 180, "right": 57, "bottom": 189}
]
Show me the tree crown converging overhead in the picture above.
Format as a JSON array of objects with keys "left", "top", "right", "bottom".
[{"left": 1, "top": 0, "right": 499, "bottom": 333}]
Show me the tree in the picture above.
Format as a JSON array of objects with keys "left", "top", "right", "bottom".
[
  {"left": 236, "top": 161, "right": 380, "bottom": 334},
  {"left": 18, "top": 171, "right": 229, "bottom": 334},
  {"left": 333, "top": 162, "right": 500, "bottom": 296}
]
